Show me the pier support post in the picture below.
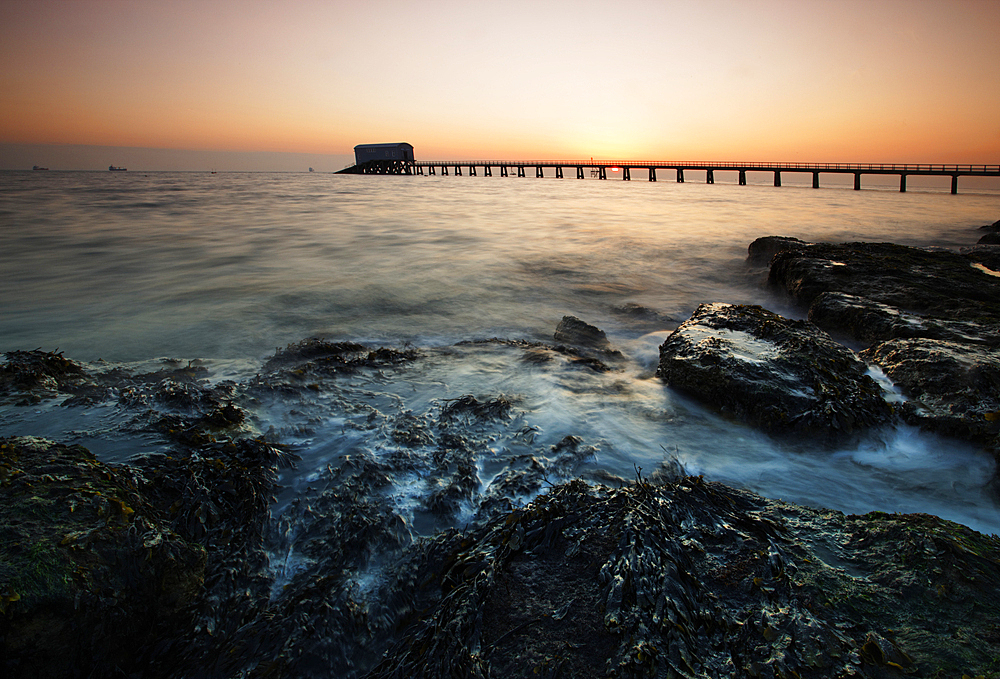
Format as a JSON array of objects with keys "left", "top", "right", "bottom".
[
  {"left": 706, "top": 169, "right": 714, "bottom": 184},
  {"left": 501, "top": 166, "right": 508, "bottom": 177},
  {"left": 599, "top": 167, "right": 607, "bottom": 180},
  {"left": 623, "top": 167, "right": 630, "bottom": 180},
  {"left": 417, "top": 166, "right": 423, "bottom": 175},
  {"left": 484, "top": 166, "right": 492, "bottom": 177},
  {"left": 739, "top": 170, "right": 746, "bottom": 185},
  {"left": 455, "top": 166, "right": 462, "bottom": 176},
  {"left": 517, "top": 166, "right": 525, "bottom": 178},
  {"left": 556, "top": 166, "right": 563, "bottom": 179},
  {"left": 469, "top": 166, "right": 476, "bottom": 176},
  {"left": 677, "top": 168, "right": 685, "bottom": 183},
  {"left": 899, "top": 174, "right": 906, "bottom": 192},
  {"left": 854, "top": 173, "right": 861, "bottom": 190},
  {"left": 648, "top": 167, "right": 656, "bottom": 181},
  {"left": 429, "top": 166, "right": 435, "bottom": 175},
  {"left": 774, "top": 171, "right": 781, "bottom": 187},
  {"left": 812, "top": 172, "right": 820, "bottom": 189},
  {"left": 536, "top": 166, "right": 544, "bottom": 178},
  {"left": 577, "top": 166, "right": 584, "bottom": 179},
  {"left": 442, "top": 166, "right": 448, "bottom": 176},
  {"left": 951, "top": 175, "right": 959, "bottom": 194}
]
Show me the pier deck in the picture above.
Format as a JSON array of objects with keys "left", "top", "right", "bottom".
[{"left": 339, "top": 160, "right": 1000, "bottom": 193}]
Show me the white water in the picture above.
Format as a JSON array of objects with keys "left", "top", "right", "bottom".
[{"left": 2, "top": 170, "right": 998, "bottom": 534}]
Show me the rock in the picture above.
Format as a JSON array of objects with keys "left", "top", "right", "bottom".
[
  {"left": 656, "top": 303, "right": 893, "bottom": 438},
  {"left": 978, "top": 231, "right": 1000, "bottom": 245},
  {"left": 745, "top": 235, "right": 807, "bottom": 267},
  {"left": 751, "top": 237, "right": 1000, "bottom": 460},
  {"left": 808, "top": 291, "right": 1000, "bottom": 347},
  {"left": 554, "top": 315, "right": 612, "bottom": 350},
  {"left": 365, "top": 477, "right": 1000, "bottom": 679},
  {"left": 962, "top": 244, "right": 1000, "bottom": 274},
  {"left": 0, "top": 437, "right": 206, "bottom": 678},
  {"left": 762, "top": 240, "right": 1000, "bottom": 320},
  {"left": 860, "top": 339, "right": 1000, "bottom": 449}
]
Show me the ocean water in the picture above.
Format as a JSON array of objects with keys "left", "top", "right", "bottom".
[{"left": 2, "top": 170, "right": 999, "bottom": 534}]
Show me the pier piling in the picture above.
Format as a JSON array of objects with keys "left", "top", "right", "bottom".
[{"left": 372, "top": 158, "right": 999, "bottom": 194}]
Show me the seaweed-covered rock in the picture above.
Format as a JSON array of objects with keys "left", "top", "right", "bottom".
[
  {"left": 0, "top": 350, "right": 93, "bottom": 405},
  {"left": 656, "top": 303, "right": 894, "bottom": 438},
  {"left": 0, "top": 437, "right": 206, "bottom": 678},
  {"left": 365, "top": 476, "right": 1000, "bottom": 679}
]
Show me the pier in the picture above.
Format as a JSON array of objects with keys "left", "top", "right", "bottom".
[{"left": 339, "top": 159, "right": 1000, "bottom": 194}]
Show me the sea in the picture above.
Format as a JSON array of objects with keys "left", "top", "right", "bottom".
[{"left": 2, "top": 169, "right": 999, "bottom": 536}]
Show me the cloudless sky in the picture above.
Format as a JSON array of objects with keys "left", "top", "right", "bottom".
[{"left": 2, "top": 0, "right": 998, "bottom": 170}]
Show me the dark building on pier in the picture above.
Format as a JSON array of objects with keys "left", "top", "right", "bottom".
[{"left": 354, "top": 143, "right": 414, "bottom": 166}]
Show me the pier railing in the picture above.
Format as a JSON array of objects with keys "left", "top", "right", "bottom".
[
  {"left": 340, "top": 158, "right": 1000, "bottom": 192},
  {"left": 413, "top": 160, "right": 1000, "bottom": 173}
]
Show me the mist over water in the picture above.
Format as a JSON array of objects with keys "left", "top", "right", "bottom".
[{"left": 2, "top": 170, "right": 999, "bottom": 534}]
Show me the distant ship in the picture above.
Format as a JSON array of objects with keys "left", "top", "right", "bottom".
[
  {"left": 32, "top": 165, "right": 49, "bottom": 171},
  {"left": 109, "top": 165, "right": 127, "bottom": 171},
  {"left": 309, "top": 167, "right": 314, "bottom": 172}
]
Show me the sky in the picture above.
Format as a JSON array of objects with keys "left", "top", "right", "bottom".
[{"left": 1, "top": 0, "right": 999, "bottom": 171}]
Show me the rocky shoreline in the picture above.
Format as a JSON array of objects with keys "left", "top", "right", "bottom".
[{"left": 2, "top": 225, "right": 999, "bottom": 678}]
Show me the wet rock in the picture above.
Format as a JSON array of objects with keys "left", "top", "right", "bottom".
[
  {"left": 964, "top": 243, "right": 1000, "bottom": 273},
  {"left": 978, "top": 220, "right": 1000, "bottom": 244},
  {"left": 746, "top": 235, "right": 808, "bottom": 268},
  {"left": 260, "top": 338, "right": 420, "bottom": 379},
  {"left": 554, "top": 315, "right": 613, "bottom": 350},
  {"left": 755, "top": 238, "right": 1000, "bottom": 337},
  {"left": 0, "top": 437, "right": 206, "bottom": 678},
  {"left": 860, "top": 338, "right": 1000, "bottom": 449},
  {"left": 365, "top": 478, "right": 1000, "bottom": 679},
  {"left": 609, "top": 302, "right": 680, "bottom": 330},
  {"left": 750, "top": 236, "right": 1000, "bottom": 461},
  {"left": 656, "top": 303, "right": 894, "bottom": 438},
  {"left": 808, "top": 291, "right": 1000, "bottom": 346},
  {"left": 0, "top": 350, "right": 93, "bottom": 404}
]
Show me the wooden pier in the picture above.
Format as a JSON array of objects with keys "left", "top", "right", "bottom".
[{"left": 339, "top": 159, "right": 1000, "bottom": 194}]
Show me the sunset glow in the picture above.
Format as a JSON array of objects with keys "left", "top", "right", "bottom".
[{"left": 2, "top": 0, "right": 998, "bottom": 170}]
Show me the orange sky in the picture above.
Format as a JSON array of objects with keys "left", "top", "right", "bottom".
[{"left": 2, "top": 0, "right": 998, "bottom": 170}]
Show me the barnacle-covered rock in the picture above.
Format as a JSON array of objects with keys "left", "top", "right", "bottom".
[{"left": 656, "top": 302, "right": 894, "bottom": 438}]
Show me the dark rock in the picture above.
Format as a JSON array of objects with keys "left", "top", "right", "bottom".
[
  {"left": 808, "top": 291, "right": 1000, "bottom": 347},
  {"left": 753, "top": 237, "right": 1000, "bottom": 461},
  {"left": 745, "top": 235, "right": 807, "bottom": 267},
  {"left": 365, "top": 478, "right": 1000, "bottom": 679},
  {"left": 554, "top": 315, "right": 612, "bottom": 350},
  {"left": 860, "top": 338, "right": 1000, "bottom": 450},
  {"left": 657, "top": 303, "right": 894, "bottom": 438},
  {"left": 0, "top": 350, "right": 93, "bottom": 404},
  {"left": 609, "top": 302, "right": 680, "bottom": 329},
  {"left": 978, "top": 231, "right": 1000, "bottom": 245},
  {"left": 762, "top": 240, "right": 1000, "bottom": 321},
  {"left": 0, "top": 437, "right": 206, "bottom": 678},
  {"left": 962, "top": 244, "right": 1000, "bottom": 274}
]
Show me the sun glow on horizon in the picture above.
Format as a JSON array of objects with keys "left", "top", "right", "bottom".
[{"left": 1, "top": 0, "right": 998, "bottom": 170}]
